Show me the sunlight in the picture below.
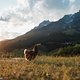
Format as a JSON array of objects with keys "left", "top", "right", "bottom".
[{"left": 0, "top": 38, "right": 4, "bottom": 41}]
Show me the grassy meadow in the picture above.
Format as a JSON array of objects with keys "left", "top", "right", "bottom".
[{"left": 0, "top": 55, "right": 80, "bottom": 80}]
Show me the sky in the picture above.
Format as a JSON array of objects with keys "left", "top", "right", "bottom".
[{"left": 0, "top": 0, "right": 80, "bottom": 41}]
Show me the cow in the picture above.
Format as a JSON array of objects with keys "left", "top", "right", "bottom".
[{"left": 24, "top": 44, "right": 40, "bottom": 61}]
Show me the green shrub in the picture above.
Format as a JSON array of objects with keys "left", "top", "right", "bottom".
[{"left": 57, "top": 44, "right": 80, "bottom": 56}]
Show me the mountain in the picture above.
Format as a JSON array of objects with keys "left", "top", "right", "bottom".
[
  {"left": 36, "top": 20, "right": 50, "bottom": 29},
  {"left": 33, "top": 20, "right": 50, "bottom": 30},
  {"left": 0, "top": 11, "right": 80, "bottom": 51}
]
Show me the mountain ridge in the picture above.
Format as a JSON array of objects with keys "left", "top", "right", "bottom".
[{"left": 0, "top": 11, "right": 80, "bottom": 51}]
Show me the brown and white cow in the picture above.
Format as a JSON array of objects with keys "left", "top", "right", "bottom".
[{"left": 24, "top": 44, "right": 40, "bottom": 61}]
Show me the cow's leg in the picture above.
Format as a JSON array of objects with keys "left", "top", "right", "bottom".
[{"left": 24, "top": 53, "right": 28, "bottom": 61}]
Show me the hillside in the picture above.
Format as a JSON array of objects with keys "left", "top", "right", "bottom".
[{"left": 0, "top": 11, "right": 80, "bottom": 51}]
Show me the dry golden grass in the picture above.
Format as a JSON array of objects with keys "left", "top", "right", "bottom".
[{"left": 0, "top": 56, "right": 80, "bottom": 80}]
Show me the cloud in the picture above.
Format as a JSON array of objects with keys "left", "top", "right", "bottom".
[
  {"left": 68, "top": 0, "right": 80, "bottom": 13},
  {"left": 43, "top": 0, "right": 70, "bottom": 10},
  {"left": 1, "top": 0, "right": 80, "bottom": 22},
  {"left": 17, "top": 0, "right": 28, "bottom": 7},
  {"left": 0, "top": 0, "right": 75, "bottom": 22},
  {"left": 0, "top": 0, "right": 80, "bottom": 40},
  {"left": 70, "top": 0, "right": 75, "bottom": 3}
]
